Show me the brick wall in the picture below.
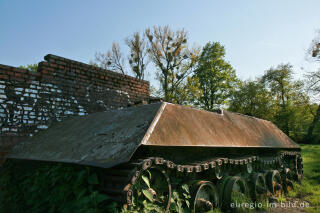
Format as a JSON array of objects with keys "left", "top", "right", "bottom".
[{"left": 0, "top": 54, "right": 150, "bottom": 157}]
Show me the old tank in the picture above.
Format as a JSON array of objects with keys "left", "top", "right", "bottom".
[{"left": 6, "top": 102, "right": 303, "bottom": 212}]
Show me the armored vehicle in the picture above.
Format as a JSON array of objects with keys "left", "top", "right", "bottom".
[{"left": 7, "top": 102, "right": 303, "bottom": 212}]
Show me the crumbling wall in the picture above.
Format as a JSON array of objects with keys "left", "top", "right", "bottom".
[{"left": 0, "top": 54, "right": 150, "bottom": 155}]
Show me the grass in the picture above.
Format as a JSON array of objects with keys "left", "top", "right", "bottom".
[
  {"left": 231, "top": 191, "right": 254, "bottom": 213},
  {"left": 1, "top": 145, "right": 319, "bottom": 213},
  {"left": 287, "top": 144, "right": 320, "bottom": 212},
  {"left": 276, "top": 194, "right": 286, "bottom": 203}
]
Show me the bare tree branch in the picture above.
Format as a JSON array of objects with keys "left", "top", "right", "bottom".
[
  {"left": 92, "top": 42, "right": 126, "bottom": 74},
  {"left": 125, "top": 32, "right": 148, "bottom": 80}
]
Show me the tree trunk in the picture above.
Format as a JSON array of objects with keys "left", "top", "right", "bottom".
[
  {"left": 304, "top": 104, "right": 320, "bottom": 144},
  {"left": 164, "top": 73, "right": 168, "bottom": 102}
]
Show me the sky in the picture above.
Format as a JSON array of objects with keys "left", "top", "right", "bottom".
[{"left": 1, "top": 0, "right": 320, "bottom": 86}]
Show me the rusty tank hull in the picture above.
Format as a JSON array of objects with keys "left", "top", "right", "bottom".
[
  {"left": 6, "top": 102, "right": 303, "bottom": 212},
  {"left": 8, "top": 102, "right": 300, "bottom": 165}
]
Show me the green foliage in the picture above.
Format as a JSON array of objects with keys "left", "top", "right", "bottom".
[
  {"left": 194, "top": 42, "right": 238, "bottom": 110},
  {"left": 19, "top": 64, "right": 38, "bottom": 72},
  {"left": 231, "top": 191, "right": 253, "bottom": 213},
  {"left": 145, "top": 25, "right": 199, "bottom": 102},
  {"left": 304, "top": 31, "right": 320, "bottom": 143},
  {"left": 126, "top": 32, "right": 148, "bottom": 80},
  {"left": 262, "top": 66, "right": 312, "bottom": 142},
  {"left": 142, "top": 189, "right": 154, "bottom": 202},
  {"left": 142, "top": 174, "right": 151, "bottom": 188},
  {"left": 261, "top": 64, "right": 300, "bottom": 134},
  {"left": 287, "top": 145, "right": 320, "bottom": 212},
  {"left": 0, "top": 162, "right": 118, "bottom": 213},
  {"left": 3, "top": 146, "right": 319, "bottom": 212},
  {"left": 166, "top": 75, "right": 202, "bottom": 106},
  {"left": 276, "top": 194, "right": 286, "bottom": 203},
  {"left": 131, "top": 169, "right": 168, "bottom": 212},
  {"left": 91, "top": 26, "right": 320, "bottom": 144},
  {"left": 230, "top": 64, "right": 314, "bottom": 143},
  {"left": 170, "top": 184, "right": 191, "bottom": 213},
  {"left": 229, "top": 80, "right": 274, "bottom": 120}
]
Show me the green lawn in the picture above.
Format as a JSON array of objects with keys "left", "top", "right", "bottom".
[{"left": 287, "top": 144, "right": 320, "bottom": 212}]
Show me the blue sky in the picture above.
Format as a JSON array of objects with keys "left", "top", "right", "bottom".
[{"left": 1, "top": 0, "right": 319, "bottom": 85}]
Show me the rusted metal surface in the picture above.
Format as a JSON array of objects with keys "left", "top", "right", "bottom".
[
  {"left": 145, "top": 103, "right": 300, "bottom": 149},
  {"left": 7, "top": 103, "right": 162, "bottom": 168},
  {"left": 7, "top": 102, "right": 300, "bottom": 168}
]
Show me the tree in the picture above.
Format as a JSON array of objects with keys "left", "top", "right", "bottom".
[
  {"left": 261, "top": 64, "right": 294, "bottom": 134},
  {"left": 145, "top": 25, "right": 198, "bottom": 102},
  {"left": 168, "top": 75, "right": 202, "bottom": 106},
  {"left": 304, "top": 30, "right": 320, "bottom": 143},
  {"left": 261, "top": 64, "right": 309, "bottom": 136},
  {"left": 229, "top": 80, "right": 275, "bottom": 120},
  {"left": 304, "top": 71, "right": 320, "bottom": 143},
  {"left": 230, "top": 69, "right": 311, "bottom": 142},
  {"left": 194, "top": 42, "right": 238, "bottom": 111},
  {"left": 91, "top": 42, "right": 126, "bottom": 74},
  {"left": 125, "top": 32, "right": 148, "bottom": 80},
  {"left": 310, "top": 30, "right": 320, "bottom": 60},
  {"left": 19, "top": 64, "right": 38, "bottom": 72}
]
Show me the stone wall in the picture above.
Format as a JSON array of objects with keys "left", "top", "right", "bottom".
[{"left": 0, "top": 54, "right": 150, "bottom": 157}]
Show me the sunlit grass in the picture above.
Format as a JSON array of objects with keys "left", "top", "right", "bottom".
[
  {"left": 287, "top": 144, "right": 320, "bottom": 212},
  {"left": 276, "top": 194, "right": 286, "bottom": 203}
]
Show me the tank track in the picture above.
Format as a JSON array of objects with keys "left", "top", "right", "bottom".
[{"left": 99, "top": 151, "right": 303, "bottom": 212}]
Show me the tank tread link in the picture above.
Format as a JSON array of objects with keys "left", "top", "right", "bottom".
[
  {"left": 100, "top": 151, "right": 303, "bottom": 212},
  {"left": 6, "top": 102, "right": 303, "bottom": 212}
]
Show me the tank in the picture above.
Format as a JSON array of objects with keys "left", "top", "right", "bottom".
[{"left": 6, "top": 102, "right": 303, "bottom": 212}]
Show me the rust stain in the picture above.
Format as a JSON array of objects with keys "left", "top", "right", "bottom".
[
  {"left": 7, "top": 102, "right": 300, "bottom": 168},
  {"left": 146, "top": 103, "right": 299, "bottom": 148}
]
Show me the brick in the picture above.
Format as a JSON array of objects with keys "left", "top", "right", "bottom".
[
  {"left": 0, "top": 54, "right": 150, "bottom": 146},
  {"left": 0, "top": 74, "right": 9, "bottom": 80}
]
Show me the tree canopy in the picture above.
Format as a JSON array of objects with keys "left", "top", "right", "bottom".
[
  {"left": 90, "top": 26, "right": 320, "bottom": 144},
  {"left": 145, "top": 25, "right": 199, "bottom": 102},
  {"left": 194, "top": 42, "right": 238, "bottom": 110}
]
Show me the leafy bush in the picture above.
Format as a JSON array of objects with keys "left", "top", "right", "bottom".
[{"left": 0, "top": 161, "right": 118, "bottom": 213}]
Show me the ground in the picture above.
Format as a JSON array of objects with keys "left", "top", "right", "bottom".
[
  {"left": 260, "top": 144, "right": 320, "bottom": 213},
  {"left": 0, "top": 145, "right": 319, "bottom": 212}
]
